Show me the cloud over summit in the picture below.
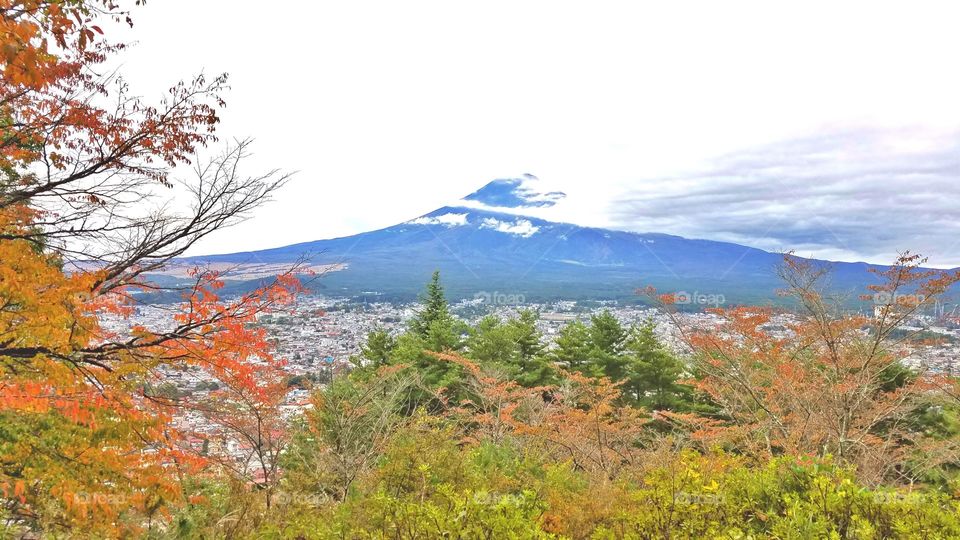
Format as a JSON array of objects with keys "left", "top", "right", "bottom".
[{"left": 463, "top": 175, "right": 567, "bottom": 210}]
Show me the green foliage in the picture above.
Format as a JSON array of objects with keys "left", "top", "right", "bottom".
[
  {"left": 877, "top": 360, "right": 918, "bottom": 392},
  {"left": 551, "top": 314, "right": 696, "bottom": 412},
  {"left": 465, "top": 309, "right": 555, "bottom": 387},
  {"left": 619, "top": 320, "right": 695, "bottom": 411},
  {"left": 588, "top": 310, "right": 627, "bottom": 357},
  {"left": 388, "top": 332, "right": 464, "bottom": 405},
  {"left": 508, "top": 309, "right": 555, "bottom": 387},
  {"left": 353, "top": 272, "right": 468, "bottom": 405},
  {"left": 281, "top": 370, "right": 416, "bottom": 501},
  {"left": 594, "top": 453, "right": 960, "bottom": 539},
  {"left": 259, "top": 422, "right": 555, "bottom": 539},
  {"left": 512, "top": 309, "right": 546, "bottom": 363},
  {"left": 408, "top": 271, "right": 460, "bottom": 348},
  {"left": 422, "top": 312, "right": 465, "bottom": 353},
  {"left": 467, "top": 315, "right": 519, "bottom": 366},
  {"left": 551, "top": 319, "right": 593, "bottom": 372},
  {"left": 359, "top": 327, "right": 396, "bottom": 368},
  {"left": 247, "top": 422, "right": 960, "bottom": 540}
]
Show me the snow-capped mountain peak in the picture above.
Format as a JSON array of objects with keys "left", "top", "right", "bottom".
[{"left": 459, "top": 175, "right": 567, "bottom": 212}]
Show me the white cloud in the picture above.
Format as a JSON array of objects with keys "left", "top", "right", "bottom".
[
  {"left": 479, "top": 218, "right": 540, "bottom": 238},
  {"left": 609, "top": 127, "right": 960, "bottom": 267},
  {"left": 408, "top": 213, "right": 469, "bottom": 227}
]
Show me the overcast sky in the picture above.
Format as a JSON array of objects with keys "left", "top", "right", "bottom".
[{"left": 116, "top": 1, "right": 960, "bottom": 266}]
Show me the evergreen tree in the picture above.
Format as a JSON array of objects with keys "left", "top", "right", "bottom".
[
  {"left": 406, "top": 271, "right": 464, "bottom": 353},
  {"left": 552, "top": 320, "right": 593, "bottom": 373},
  {"left": 409, "top": 271, "right": 453, "bottom": 339},
  {"left": 423, "top": 315, "right": 464, "bottom": 353},
  {"left": 552, "top": 314, "right": 693, "bottom": 410},
  {"left": 505, "top": 309, "right": 555, "bottom": 387},
  {"left": 588, "top": 310, "right": 628, "bottom": 356},
  {"left": 510, "top": 309, "right": 545, "bottom": 364},
  {"left": 621, "top": 320, "right": 694, "bottom": 411},
  {"left": 577, "top": 310, "right": 628, "bottom": 381},
  {"left": 467, "top": 311, "right": 555, "bottom": 387},
  {"left": 387, "top": 272, "right": 467, "bottom": 406},
  {"left": 360, "top": 327, "right": 396, "bottom": 368},
  {"left": 467, "top": 316, "right": 520, "bottom": 366}
]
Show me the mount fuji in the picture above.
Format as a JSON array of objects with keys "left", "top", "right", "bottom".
[{"left": 168, "top": 176, "right": 907, "bottom": 304}]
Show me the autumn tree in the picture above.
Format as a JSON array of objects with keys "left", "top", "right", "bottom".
[
  {"left": 435, "top": 351, "right": 650, "bottom": 480},
  {"left": 187, "top": 327, "right": 292, "bottom": 510},
  {"left": 0, "top": 2, "right": 299, "bottom": 534},
  {"left": 652, "top": 253, "right": 960, "bottom": 485}
]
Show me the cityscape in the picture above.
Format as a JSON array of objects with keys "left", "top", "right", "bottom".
[{"left": 97, "top": 289, "right": 960, "bottom": 472}]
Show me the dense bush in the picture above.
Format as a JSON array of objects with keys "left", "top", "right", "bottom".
[{"left": 206, "top": 423, "right": 960, "bottom": 539}]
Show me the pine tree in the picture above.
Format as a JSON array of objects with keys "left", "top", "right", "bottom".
[
  {"left": 360, "top": 327, "right": 397, "bottom": 368},
  {"left": 621, "top": 320, "right": 694, "bottom": 410},
  {"left": 466, "top": 311, "right": 554, "bottom": 387},
  {"left": 588, "top": 310, "right": 628, "bottom": 356},
  {"left": 552, "top": 320, "right": 593, "bottom": 373},
  {"left": 406, "top": 271, "right": 463, "bottom": 353},
  {"left": 389, "top": 272, "right": 466, "bottom": 404},
  {"left": 510, "top": 309, "right": 545, "bottom": 364},
  {"left": 410, "top": 271, "right": 452, "bottom": 339},
  {"left": 565, "top": 310, "right": 627, "bottom": 380},
  {"left": 506, "top": 309, "right": 555, "bottom": 387},
  {"left": 467, "top": 316, "right": 520, "bottom": 367}
]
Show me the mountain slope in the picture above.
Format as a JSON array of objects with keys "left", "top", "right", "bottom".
[{"left": 182, "top": 203, "right": 893, "bottom": 304}]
